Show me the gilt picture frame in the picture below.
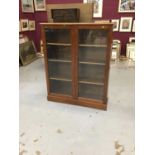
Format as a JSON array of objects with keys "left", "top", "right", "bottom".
[
  {"left": 111, "top": 19, "right": 120, "bottom": 31},
  {"left": 118, "top": 0, "right": 135, "bottom": 13},
  {"left": 119, "top": 17, "right": 132, "bottom": 32},
  {"left": 34, "top": 0, "right": 46, "bottom": 11},
  {"left": 19, "top": 41, "right": 38, "bottom": 66},
  {"left": 21, "top": 19, "right": 29, "bottom": 32},
  {"left": 83, "top": 0, "right": 103, "bottom": 18},
  {"left": 21, "top": 0, "right": 34, "bottom": 13},
  {"left": 29, "top": 20, "right": 35, "bottom": 31}
]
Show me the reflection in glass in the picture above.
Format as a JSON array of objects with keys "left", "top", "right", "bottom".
[
  {"left": 50, "top": 80, "right": 72, "bottom": 95},
  {"left": 47, "top": 45, "right": 71, "bottom": 61},
  {"left": 48, "top": 61, "right": 71, "bottom": 79},
  {"left": 78, "top": 29, "right": 106, "bottom": 100},
  {"left": 79, "top": 29, "right": 107, "bottom": 45},
  {"left": 79, "top": 83, "right": 104, "bottom": 100},
  {"left": 45, "top": 29, "right": 70, "bottom": 43}
]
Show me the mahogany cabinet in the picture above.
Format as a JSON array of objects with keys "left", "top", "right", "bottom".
[{"left": 41, "top": 23, "right": 113, "bottom": 110}]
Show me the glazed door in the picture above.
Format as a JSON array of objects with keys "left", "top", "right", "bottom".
[
  {"left": 45, "top": 28, "right": 72, "bottom": 96},
  {"left": 78, "top": 28, "right": 108, "bottom": 101}
]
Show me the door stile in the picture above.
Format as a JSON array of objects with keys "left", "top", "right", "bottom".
[{"left": 71, "top": 27, "right": 78, "bottom": 99}]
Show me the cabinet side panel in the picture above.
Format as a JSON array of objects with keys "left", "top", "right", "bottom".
[
  {"left": 103, "top": 26, "right": 113, "bottom": 102},
  {"left": 41, "top": 26, "right": 50, "bottom": 95}
]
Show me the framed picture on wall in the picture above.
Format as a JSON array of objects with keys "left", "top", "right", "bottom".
[
  {"left": 29, "top": 20, "right": 35, "bottom": 31},
  {"left": 21, "top": 19, "right": 29, "bottom": 31},
  {"left": 19, "top": 21, "right": 22, "bottom": 32},
  {"left": 119, "top": 17, "right": 132, "bottom": 32},
  {"left": 34, "top": 0, "right": 46, "bottom": 11},
  {"left": 111, "top": 19, "right": 120, "bottom": 31},
  {"left": 83, "top": 0, "right": 103, "bottom": 18},
  {"left": 21, "top": 0, "right": 34, "bottom": 13},
  {"left": 118, "top": 0, "right": 135, "bottom": 13},
  {"left": 132, "top": 20, "right": 135, "bottom": 32}
]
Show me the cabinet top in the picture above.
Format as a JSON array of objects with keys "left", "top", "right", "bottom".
[{"left": 40, "top": 22, "right": 113, "bottom": 26}]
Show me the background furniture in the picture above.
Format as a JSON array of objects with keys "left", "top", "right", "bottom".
[
  {"left": 47, "top": 3, "right": 93, "bottom": 23},
  {"left": 111, "top": 39, "right": 121, "bottom": 60},
  {"left": 126, "top": 39, "right": 135, "bottom": 61},
  {"left": 51, "top": 8, "right": 80, "bottom": 22},
  {"left": 41, "top": 23, "right": 113, "bottom": 110},
  {"left": 126, "top": 37, "right": 135, "bottom": 67}
]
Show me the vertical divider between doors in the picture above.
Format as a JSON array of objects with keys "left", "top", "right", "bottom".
[{"left": 71, "top": 26, "right": 78, "bottom": 99}]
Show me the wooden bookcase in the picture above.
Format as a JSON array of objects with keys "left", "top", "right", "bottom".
[{"left": 41, "top": 23, "right": 113, "bottom": 110}]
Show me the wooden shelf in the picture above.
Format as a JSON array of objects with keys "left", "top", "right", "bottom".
[
  {"left": 48, "top": 59, "right": 71, "bottom": 63},
  {"left": 47, "top": 42, "right": 71, "bottom": 46},
  {"left": 79, "top": 61, "right": 105, "bottom": 65},
  {"left": 79, "top": 44, "right": 107, "bottom": 48},
  {"left": 50, "top": 77, "right": 72, "bottom": 82},
  {"left": 79, "top": 80, "right": 104, "bottom": 86}
]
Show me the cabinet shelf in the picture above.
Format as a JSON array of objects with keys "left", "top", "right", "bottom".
[
  {"left": 79, "top": 61, "right": 105, "bottom": 65},
  {"left": 79, "top": 80, "right": 104, "bottom": 86},
  {"left": 47, "top": 43, "right": 71, "bottom": 46},
  {"left": 50, "top": 77, "right": 72, "bottom": 82},
  {"left": 79, "top": 44, "right": 107, "bottom": 48},
  {"left": 48, "top": 59, "right": 71, "bottom": 63}
]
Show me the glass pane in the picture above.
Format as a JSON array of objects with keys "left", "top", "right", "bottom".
[
  {"left": 79, "top": 83, "right": 104, "bottom": 100},
  {"left": 79, "top": 64, "right": 104, "bottom": 83},
  {"left": 78, "top": 29, "right": 106, "bottom": 100},
  {"left": 45, "top": 28, "right": 72, "bottom": 95},
  {"left": 47, "top": 45, "right": 71, "bottom": 61},
  {"left": 45, "top": 29, "right": 70, "bottom": 43},
  {"left": 50, "top": 80, "right": 72, "bottom": 95},
  {"left": 79, "top": 46, "right": 106, "bottom": 63},
  {"left": 48, "top": 61, "right": 71, "bottom": 79},
  {"left": 79, "top": 29, "right": 108, "bottom": 44}
]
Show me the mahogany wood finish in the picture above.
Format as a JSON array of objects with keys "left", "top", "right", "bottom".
[{"left": 41, "top": 23, "right": 113, "bottom": 110}]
